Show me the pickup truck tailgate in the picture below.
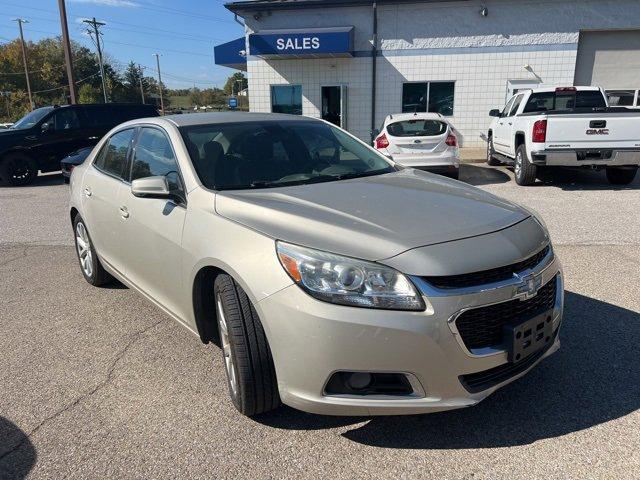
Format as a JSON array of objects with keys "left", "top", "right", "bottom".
[{"left": 545, "top": 112, "right": 640, "bottom": 149}]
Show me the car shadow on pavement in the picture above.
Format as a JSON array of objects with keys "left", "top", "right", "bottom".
[
  {"left": 460, "top": 164, "right": 511, "bottom": 186},
  {"left": 0, "top": 417, "right": 37, "bottom": 480},
  {"left": 257, "top": 292, "right": 640, "bottom": 448}
]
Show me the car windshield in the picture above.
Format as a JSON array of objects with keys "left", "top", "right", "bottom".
[
  {"left": 11, "top": 107, "right": 54, "bottom": 130},
  {"left": 387, "top": 119, "right": 447, "bottom": 137},
  {"left": 179, "top": 120, "right": 396, "bottom": 190}
]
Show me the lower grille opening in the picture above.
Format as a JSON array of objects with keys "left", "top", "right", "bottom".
[
  {"left": 459, "top": 332, "right": 556, "bottom": 394},
  {"left": 324, "top": 372, "right": 413, "bottom": 396}
]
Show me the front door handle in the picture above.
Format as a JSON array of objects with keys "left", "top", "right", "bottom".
[
  {"left": 119, "top": 206, "right": 129, "bottom": 219},
  {"left": 84, "top": 187, "right": 92, "bottom": 197},
  {"left": 508, "top": 122, "right": 513, "bottom": 125}
]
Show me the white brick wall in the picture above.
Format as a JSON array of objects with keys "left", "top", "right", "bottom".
[{"left": 242, "top": 0, "right": 640, "bottom": 147}]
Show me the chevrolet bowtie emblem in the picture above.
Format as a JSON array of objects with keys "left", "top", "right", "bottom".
[{"left": 514, "top": 272, "right": 542, "bottom": 300}]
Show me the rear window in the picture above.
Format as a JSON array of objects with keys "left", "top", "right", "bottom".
[
  {"left": 523, "top": 90, "right": 606, "bottom": 113},
  {"left": 386, "top": 120, "right": 447, "bottom": 137}
]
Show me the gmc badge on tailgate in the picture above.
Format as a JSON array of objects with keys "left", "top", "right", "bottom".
[{"left": 586, "top": 128, "right": 609, "bottom": 135}]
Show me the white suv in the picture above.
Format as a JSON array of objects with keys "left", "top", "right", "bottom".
[{"left": 374, "top": 113, "right": 460, "bottom": 179}]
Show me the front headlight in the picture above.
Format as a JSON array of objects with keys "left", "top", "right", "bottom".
[{"left": 276, "top": 241, "right": 425, "bottom": 311}]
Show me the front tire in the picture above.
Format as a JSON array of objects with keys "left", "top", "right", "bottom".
[
  {"left": 606, "top": 166, "right": 637, "bottom": 185},
  {"left": 214, "top": 274, "right": 280, "bottom": 416},
  {"left": 1, "top": 153, "right": 38, "bottom": 186},
  {"left": 514, "top": 144, "right": 537, "bottom": 186},
  {"left": 73, "top": 215, "right": 112, "bottom": 286},
  {"left": 486, "top": 136, "right": 500, "bottom": 166}
]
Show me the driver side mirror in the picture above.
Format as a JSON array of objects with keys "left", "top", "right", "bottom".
[
  {"left": 489, "top": 109, "right": 501, "bottom": 117},
  {"left": 131, "top": 176, "right": 171, "bottom": 198},
  {"left": 41, "top": 122, "right": 52, "bottom": 134}
]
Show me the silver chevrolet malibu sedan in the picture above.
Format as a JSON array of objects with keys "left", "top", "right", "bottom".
[{"left": 69, "top": 112, "right": 563, "bottom": 417}]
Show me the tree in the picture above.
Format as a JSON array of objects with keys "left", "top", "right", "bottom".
[
  {"left": 78, "top": 83, "right": 102, "bottom": 103},
  {"left": 224, "top": 72, "right": 247, "bottom": 95}
]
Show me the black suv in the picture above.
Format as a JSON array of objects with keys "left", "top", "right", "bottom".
[{"left": 0, "top": 103, "right": 158, "bottom": 185}]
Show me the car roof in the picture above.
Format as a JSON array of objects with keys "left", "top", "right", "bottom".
[
  {"left": 161, "top": 112, "right": 319, "bottom": 127},
  {"left": 526, "top": 86, "right": 602, "bottom": 94}
]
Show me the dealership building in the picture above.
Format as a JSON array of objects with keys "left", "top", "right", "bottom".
[{"left": 215, "top": 0, "right": 640, "bottom": 150}]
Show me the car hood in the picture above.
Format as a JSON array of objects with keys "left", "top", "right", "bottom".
[{"left": 215, "top": 169, "right": 530, "bottom": 261}]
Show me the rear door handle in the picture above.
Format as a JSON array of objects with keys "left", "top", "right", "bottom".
[
  {"left": 119, "top": 206, "right": 129, "bottom": 219},
  {"left": 508, "top": 122, "right": 513, "bottom": 125},
  {"left": 84, "top": 187, "right": 92, "bottom": 197}
]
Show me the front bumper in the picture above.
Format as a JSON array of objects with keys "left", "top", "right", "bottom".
[
  {"left": 256, "top": 250, "right": 563, "bottom": 416},
  {"left": 531, "top": 149, "right": 640, "bottom": 167}
]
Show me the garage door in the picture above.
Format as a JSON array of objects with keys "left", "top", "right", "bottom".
[{"left": 574, "top": 30, "right": 640, "bottom": 88}]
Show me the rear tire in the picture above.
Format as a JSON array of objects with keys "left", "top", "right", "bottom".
[
  {"left": 73, "top": 215, "right": 112, "bottom": 286},
  {"left": 486, "top": 136, "right": 500, "bottom": 166},
  {"left": 1, "top": 152, "right": 38, "bottom": 186},
  {"left": 606, "top": 166, "right": 637, "bottom": 185},
  {"left": 514, "top": 144, "right": 537, "bottom": 186},
  {"left": 214, "top": 274, "right": 280, "bottom": 416},
  {"left": 449, "top": 168, "right": 460, "bottom": 180}
]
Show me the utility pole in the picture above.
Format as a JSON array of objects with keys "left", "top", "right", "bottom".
[
  {"left": 138, "top": 64, "right": 145, "bottom": 104},
  {"left": 83, "top": 17, "right": 107, "bottom": 103},
  {"left": 57, "top": 0, "right": 77, "bottom": 104},
  {"left": 13, "top": 19, "right": 33, "bottom": 110},
  {"left": 153, "top": 53, "right": 164, "bottom": 113}
]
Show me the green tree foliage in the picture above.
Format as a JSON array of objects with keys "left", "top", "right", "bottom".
[
  {"left": 78, "top": 83, "right": 102, "bottom": 104},
  {"left": 223, "top": 72, "right": 247, "bottom": 95}
]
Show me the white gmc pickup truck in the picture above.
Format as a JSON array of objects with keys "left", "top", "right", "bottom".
[{"left": 487, "top": 86, "right": 640, "bottom": 186}]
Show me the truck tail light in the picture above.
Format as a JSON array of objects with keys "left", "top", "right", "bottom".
[
  {"left": 445, "top": 134, "right": 457, "bottom": 147},
  {"left": 532, "top": 120, "right": 547, "bottom": 143},
  {"left": 375, "top": 133, "right": 389, "bottom": 149}
]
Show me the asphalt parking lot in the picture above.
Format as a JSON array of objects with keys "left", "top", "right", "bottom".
[{"left": 1, "top": 165, "right": 639, "bottom": 479}]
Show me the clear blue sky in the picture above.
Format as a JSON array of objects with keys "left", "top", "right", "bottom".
[{"left": 0, "top": 0, "right": 245, "bottom": 89}]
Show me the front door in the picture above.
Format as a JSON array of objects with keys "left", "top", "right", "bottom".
[
  {"left": 321, "top": 86, "right": 347, "bottom": 128},
  {"left": 119, "top": 126, "right": 187, "bottom": 317},
  {"left": 35, "top": 107, "right": 85, "bottom": 171}
]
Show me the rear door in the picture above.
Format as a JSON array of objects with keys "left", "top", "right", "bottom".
[
  {"left": 503, "top": 93, "right": 524, "bottom": 157},
  {"left": 81, "top": 127, "right": 136, "bottom": 277},
  {"left": 385, "top": 118, "right": 450, "bottom": 161}
]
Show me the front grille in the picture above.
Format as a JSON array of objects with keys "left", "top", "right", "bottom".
[
  {"left": 459, "top": 331, "right": 556, "bottom": 393},
  {"left": 455, "top": 275, "right": 557, "bottom": 351},
  {"left": 424, "top": 245, "right": 550, "bottom": 290}
]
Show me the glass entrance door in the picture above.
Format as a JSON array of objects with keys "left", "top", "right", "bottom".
[{"left": 321, "top": 86, "right": 345, "bottom": 127}]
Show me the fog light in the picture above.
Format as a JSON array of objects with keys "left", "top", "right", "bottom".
[
  {"left": 347, "top": 372, "right": 372, "bottom": 390},
  {"left": 324, "top": 371, "right": 414, "bottom": 396}
]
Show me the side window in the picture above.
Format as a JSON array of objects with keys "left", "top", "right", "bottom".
[
  {"left": 501, "top": 97, "right": 516, "bottom": 117},
  {"left": 131, "top": 127, "right": 182, "bottom": 191},
  {"left": 42, "top": 108, "right": 81, "bottom": 131},
  {"left": 508, "top": 94, "right": 524, "bottom": 116},
  {"left": 94, "top": 128, "right": 135, "bottom": 179}
]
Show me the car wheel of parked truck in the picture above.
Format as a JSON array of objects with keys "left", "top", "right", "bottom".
[
  {"left": 1, "top": 153, "right": 38, "bottom": 186},
  {"left": 214, "top": 274, "right": 281, "bottom": 416},
  {"left": 514, "top": 144, "right": 537, "bottom": 186},
  {"left": 606, "top": 166, "right": 638, "bottom": 185},
  {"left": 73, "top": 215, "right": 112, "bottom": 286}
]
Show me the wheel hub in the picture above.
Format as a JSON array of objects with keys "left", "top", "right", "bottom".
[
  {"left": 75, "top": 222, "right": 93, "bottom": 278},
  {"left": 216, "top": 295, "right": 238, "bottom": 397}
]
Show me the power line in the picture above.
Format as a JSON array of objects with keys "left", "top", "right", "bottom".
[{"left": 32, "top": 71, "right": 100, "bottom": 94}]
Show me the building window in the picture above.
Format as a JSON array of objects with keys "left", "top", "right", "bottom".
[
  {"left": 271, "top": 85, "right": 302, "bottom": 115},
  {"left": 402, "top": 82, "right": 455, "bottom": 116}
]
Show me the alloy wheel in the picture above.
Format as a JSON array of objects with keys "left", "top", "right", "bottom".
[
  {"left": 216, "top": 294, "right": 238, "bottom": 397},
  {"left": 515, "top": 151, "right": 522, "bottom": 178},
  {"left": 75, "top": 222, "right": 93, "bottom": 278}
]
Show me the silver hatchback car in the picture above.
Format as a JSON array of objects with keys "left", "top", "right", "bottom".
[{"left": 69, "top": 112, "right": 563, "bottom": 417}]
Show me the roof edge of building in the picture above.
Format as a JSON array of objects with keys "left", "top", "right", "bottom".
[{"left": 225, "top": 0, "right": 469, "bottom": 15}]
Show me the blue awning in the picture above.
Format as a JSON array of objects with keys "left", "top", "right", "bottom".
[
  {"left": 249, "top": 26, "right": 354, "bottom": 59},
  {"left": 214, "top": 37, "right": 247, "bottom": 71}
]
